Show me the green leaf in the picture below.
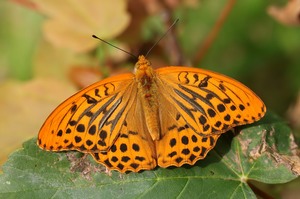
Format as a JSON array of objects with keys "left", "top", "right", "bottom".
[
  {"left": 0, "top": 112, "right": 299, "bottom": 198},
  {"left": 3, "top": 1, "right": 43, "bottom": 81}
]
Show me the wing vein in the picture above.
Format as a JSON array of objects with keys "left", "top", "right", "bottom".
[{"left": 98, "top": 96, "right": 121, "bottom": 130}]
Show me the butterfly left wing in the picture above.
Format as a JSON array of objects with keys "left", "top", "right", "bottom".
[
  {"left": 37, "top": 73, "right": 157, "bottom": 173},
  {"left": 154, "top": 66, "right": 266, "bottom": 167}
]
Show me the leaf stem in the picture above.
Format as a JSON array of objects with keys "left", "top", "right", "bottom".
[{"left": 194, "top": 0, "right": 236, "bottom": 64}]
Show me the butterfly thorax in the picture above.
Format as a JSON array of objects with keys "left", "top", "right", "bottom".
[{"left": 134, "top": 55, "right": 160, "bottom": 141}]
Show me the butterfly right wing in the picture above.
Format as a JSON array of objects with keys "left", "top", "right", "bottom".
[{"left": 154, "top": 66, "right": 266, "bottom": 168}]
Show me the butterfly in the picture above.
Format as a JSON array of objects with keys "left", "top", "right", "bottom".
[{"left": 37, "top": 55, "right": 266, "bottom": 173}]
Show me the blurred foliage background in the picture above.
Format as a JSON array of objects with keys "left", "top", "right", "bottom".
[{"left": 0, "top": 0, "right": 300, "bottom": 197}]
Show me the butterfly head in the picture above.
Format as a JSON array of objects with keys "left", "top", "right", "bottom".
[
  {"left": 135, "top": 55, "right": 151, "bottom": 70},
  {"left": 134, "top": 55, "right": 154, "bottom": 78}
]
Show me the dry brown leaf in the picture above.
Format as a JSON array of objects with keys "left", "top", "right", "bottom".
[
  {"left": 268, "top": 0, "right": 300, "bottom": 26},
  {"left": 69, "top": 66, "right": 103, "bottom": 89},
  {"left": 30, "top": 0, "right": 131, "bottom": 52},
  {"left": 11, "top": 0, "right": 37, "bottom": 9}
]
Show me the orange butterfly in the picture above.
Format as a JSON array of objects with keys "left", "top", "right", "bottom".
[{"left": 37, "top": 55, "right": 266, "bottom": 173}]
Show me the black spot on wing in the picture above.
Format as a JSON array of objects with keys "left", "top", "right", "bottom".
[
  {"left": 82, "top": 94, "right": 97, "bottom": 104},
  {"left": 198, "top": 76, "right": 211, "bottom": 87}
]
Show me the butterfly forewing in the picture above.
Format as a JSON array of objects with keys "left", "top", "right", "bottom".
[
  {"left": 38, "top": 74, "right": 136, "bottom": 152},
  {"left": 156, "top": 66, "right": 265, "bottom": 135}
]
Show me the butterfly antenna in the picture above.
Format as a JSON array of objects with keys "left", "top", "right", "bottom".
[
  {"left": 92, "top": 35, "right": 137, "bottom": 59},
  {"left": 145, "top": 18, "right": 179, "bottom": 58}
]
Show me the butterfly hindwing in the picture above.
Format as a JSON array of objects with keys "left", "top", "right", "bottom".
[
  {"left": 91, "top": 94, "right": 157, "bottom": 172},
  {"left": 155, "top": 89, "right": 221, "bottom": 167}
]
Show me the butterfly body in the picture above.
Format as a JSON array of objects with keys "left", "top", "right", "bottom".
[
  {"left": 38, "top": 55, "right": 266, "bottom": 173},
  {"left": 135, "top": 56, "right": 160, "bottom": 141}
]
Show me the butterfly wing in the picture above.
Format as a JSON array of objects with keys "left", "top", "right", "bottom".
[
  {"left": 38, "top": 73, "right": 136, "bottom": 152},
  {"left": 38, "top": 73, "right": 157, "bottom": 172},
  {"left": 155, "top": 66, "right": 266, "bottom": 167}
]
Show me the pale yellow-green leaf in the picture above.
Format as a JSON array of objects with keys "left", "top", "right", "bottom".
[
  {"left": 31, "top": 0, "right": 131, "bottom": 52},
  {"left": 0, "top": 79, "right": 76, "bottom": 165}
]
